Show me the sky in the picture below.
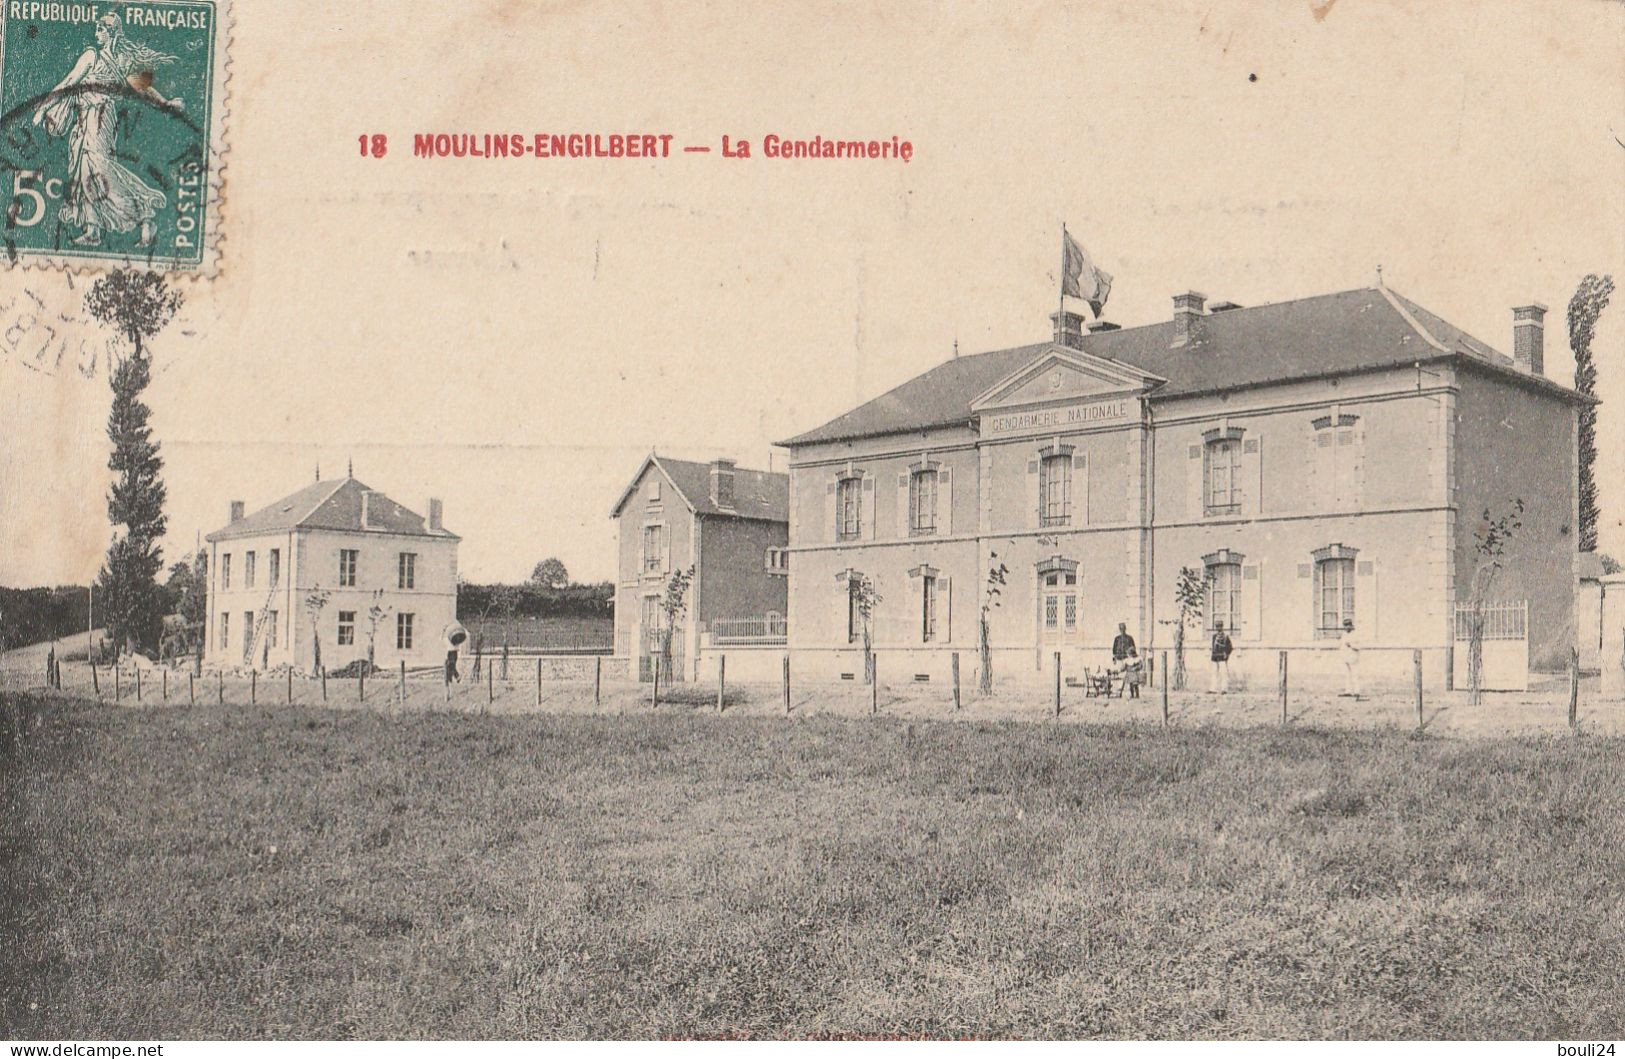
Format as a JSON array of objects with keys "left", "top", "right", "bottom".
[{"left": 2, "top": 0, "right": 1623, "bottom": 587}]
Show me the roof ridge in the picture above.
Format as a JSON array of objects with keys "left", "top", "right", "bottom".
[
  {"left": 293, "top": 477, "right": 354, "bottom": 527},
  {"left": 1375, "top": 285, "right": 1450, "bottom": 353}
]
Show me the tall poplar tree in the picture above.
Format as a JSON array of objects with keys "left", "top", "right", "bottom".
[
  {"left": 1568, "top": 273, "right": 1614, "bottom": 552},
  {"left": 88, "top": 271, "right": 183, "bottom": 656}
]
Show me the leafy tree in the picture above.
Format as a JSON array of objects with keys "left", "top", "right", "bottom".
[
  {"left": 659, "top": 565, "right": 695, "bottom": 683},
  {"left": 977, "top": 551, "right": 1010, "bottom": 694},
  {"left": 162, "top": 551, "right": 208, "bottom": 662},
  {"left": 1568, "top": 274, "right": 1614, "bottom": 552},
  {"left": 87, "top": 270, "right": 181, "bottom": 658},
  {"left": 530, "top": 558, "right": 569, "bottom": 589},
  {"left": 1168, "top": 566, "right": 1209, "bottom": 691},
  {"left": 1465, "top": 498, "right": 1524, "bottom": 706}
]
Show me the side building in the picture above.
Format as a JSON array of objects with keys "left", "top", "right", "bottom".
[
  {"left": 203, "top": 476, "right": 459, "bottom": 672},
  {"left": 610, "top": 455, "right": 788, "bottom": 681},
  {"left": 779, "top": 286, "right": 1587, "bottom": 690}
]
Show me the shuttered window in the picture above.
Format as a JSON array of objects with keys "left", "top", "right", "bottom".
[{"left": 1039, "top": 454, "right": 1071, "bottom": 527}]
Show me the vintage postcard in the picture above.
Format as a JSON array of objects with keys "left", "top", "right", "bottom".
[{"left": 1, "top": 0, "right": 1623, "bottom": 1048}]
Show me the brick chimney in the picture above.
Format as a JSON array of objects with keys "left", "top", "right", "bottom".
[
  {"left": 428, "top": 498, "right": 443, "bottom": 532},
  {"left": 360, "top": 490, "right": 375, "bottom": 529},
  {"left": 1049, "top": 308, "right": 1087, "bottom": 350},
  {"left": 1172, "top": 291, "right": 1207, "bottom": 347},
  {"left": 709, "top": 459, "right": 736, "bottom": 508},
  {"left": 229, "top": 500, "right": 244, "bottom": 523},
  {"left": 1513, "top": 303, "right": 1546, "bottom": 375}
]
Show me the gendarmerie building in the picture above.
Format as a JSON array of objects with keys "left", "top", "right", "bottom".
[{"left": 778, "top": 284, "right": 1585, "bottom": 689}]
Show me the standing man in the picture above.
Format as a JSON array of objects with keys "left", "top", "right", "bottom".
[
  {"left": 1339, "top": 617, "right": 1362, "bottom": 697},
  {"left": 1111, "top": 622, "right": 1137, "bottom": 664},
  {"left": 1210, "top": 621, "right": 1234, "bottom": 694}
]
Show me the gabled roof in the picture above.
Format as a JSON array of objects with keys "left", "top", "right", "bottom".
[
  {"left": 609, "top": 454, "right": 788, "bottom": 522},
  {"left": 780, "top": 286, "right": 1586, "bottom": 447},
  {"left": 205, "top": 477, "right": 458, "bottom": 542}
]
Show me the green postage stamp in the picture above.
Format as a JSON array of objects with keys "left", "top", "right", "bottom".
[{"left": 0, "top": 0, "right": 229, "bottom": 273}]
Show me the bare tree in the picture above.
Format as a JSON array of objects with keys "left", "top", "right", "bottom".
[
  {"left": 304, "top": 586, "right": 331, "bottom": 676},
  {"left": 977, "top": 551, "right": 1010, "bottom": 694},
  {"left": 364, "top": 589, "right": 392, "bottom": 670},
  {"left": 1465, "top": 499, "right": 1524, "bottom": 706}
]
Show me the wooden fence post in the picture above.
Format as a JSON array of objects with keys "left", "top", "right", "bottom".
[
  {"left": 359, "top": 670, "right": 365, "bottom": 703},
  {"left": 1054, "top": 652, "right": 1062, "bottom": 718},
  {"left": 1569, "top": 647, "right": 1580, "bottom": 732},
  {"left": 718, "top": 655, "right": 726, "bottom": 713},
  {"left": 1160, "top": 651, "right": 1169, "bottom": 727},
  {"left": 320, "top": 666, "right": 327, "bottom": 702},
  {"left": 218, "top": 670, "right": 224, "bottom": 705},
  {"left": 871, "top": 655, "right": 879, "bottom": 715},
  {"left": 400, "top": 660, "right": 407, "bottom": 709},
  {"left": 162, "top": 668, "right": 168, "bottom": 703},
  {"left": 1413, "top": 649, "right": 1424, "bottom": 730},
  {"left": 1278, "top": 650, "right": 1288, "bottom": 726},
  {"left": 651, "top": 659, "right": 659, "bottom": 710},
  {"left": 188, "top": 671, "right": 195, "bottom": 706},
  {"left": 90, "top": 662, "right": 100, "bottom": 699},
  {"left": 135, "top": 666, "right": 141, "bottom": 702},
  {"left": 486, "top": 659, "right": 494, "bottom": 710},
  {"left": 952, "top": 652, "right": 961, "bottom": 711},
  {"left": 535, "top": 656, "right": 542, "bottom": 707},
  {"left": 250, "top": 669, "right": 256, "bottom": 705},
  {"left": 114, "top": 665, "right": 120, "bottom": 702},
  {"left": 783, "top": 653, "right": 791, "bottom": 715},
  {"left": 287, "top": 668, "right": 293, "bottom": 705},
  {"left": 594, "top": 656, "right": 602, "bottom": 709}
]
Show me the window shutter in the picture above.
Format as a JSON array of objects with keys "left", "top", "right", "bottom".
[
  {"left": 1071, "top": 453, "right": 1088, "bottom": 525},
  {"left": 663, "top": 527, "right": 672, "bottom": 572},
  {"left": 1355, "top": 559, "right": 1378, "bottom": 638},
  {"left": 1303, "top": 560, "right": 1318, "bottom": 639},
  {"left": 1241, "top": 436, "right": 1263, "bottom": 516},
  {"left": 825, "top": 478, "right": 837, "bottom": 542},
  {"left": 1241, "top": 563, "right": 1263, "bottom": 641},
  {"left": 938, "top": 576, "right": 952, "bottom": 643},
  {"left": 862, "top": 476, "right": 876, "bottom": 540},
  {"left": 1187, "top": 443, "right": 1205, "bottom": 519},
  {"left": 836, "top": 576, "right": 851, "bottom": 644},
  {"left": 1026, "top": 458, "right": 1041, "bottom": 529},
  {"left": 1314, "top": 428, "right": 1335, "bottom": 510},
  {"left": 939, "top": 467, "right": 953, "bottom": 535},
  {"left": 1351, "top": 419, "right": 1367, "bottom": 508},
  {"left": 896, "top": 471, "right": 911, "bottom": 538}
]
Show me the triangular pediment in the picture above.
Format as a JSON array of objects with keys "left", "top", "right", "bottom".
[{"left": 970, "top": 346, "right": 1164, "bottom": 412}]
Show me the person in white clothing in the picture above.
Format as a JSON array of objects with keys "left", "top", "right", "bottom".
[{"left": 1339, "top": 617, "right": 1361, "bottom": 697}]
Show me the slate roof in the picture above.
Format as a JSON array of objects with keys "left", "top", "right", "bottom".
[
  {"left": 205, "top": 477, "right": 458, "bottom": 542},
  {"left": 610, "top": 455, "right": 788, "bottom": 522},
  {"left": 781, "top": 286, "right": 1585, "bottom": 446}
]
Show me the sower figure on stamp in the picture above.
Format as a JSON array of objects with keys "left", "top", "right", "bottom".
[
  {"left": 1209, "top": 621, "right": 1233, "bottom": 694},
  {"left": 32, "top": 13, "right": 184, "bottom": 248}
]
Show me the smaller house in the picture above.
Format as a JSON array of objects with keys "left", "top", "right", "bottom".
[
  {"left": 203, "top": 475, "right": 459, "bottom": 672},
  {"left": 610, "top": 455, "right": 789, "bottom": 681}
]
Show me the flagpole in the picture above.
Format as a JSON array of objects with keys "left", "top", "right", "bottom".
[{"left": 1057, "top": 222, "right": 1066, "bottom": 345}]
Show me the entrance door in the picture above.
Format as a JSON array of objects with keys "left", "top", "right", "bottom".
[
  {"left": 1040, "top": 570, "right": 1078, "bottom": 653},
  {"left": 639, "top": 596, "right": 661, "bottom": 682}
]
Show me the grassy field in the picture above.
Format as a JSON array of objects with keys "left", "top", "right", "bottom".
[{"left": 3, "top": 692, "right": 1623, "bottom": 1039}]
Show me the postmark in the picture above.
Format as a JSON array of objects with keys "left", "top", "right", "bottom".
[{"left": 0, "top": 0, "right": 229, "bottom": 274}]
